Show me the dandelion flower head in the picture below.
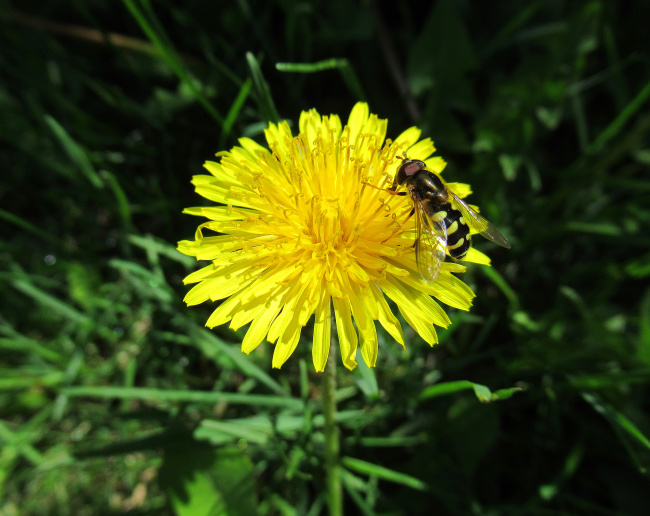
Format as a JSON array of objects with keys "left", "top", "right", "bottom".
[{"left": 178, "top": 103, "right": 491, "bottom": 372}]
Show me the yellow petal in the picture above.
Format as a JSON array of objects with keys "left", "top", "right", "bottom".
[
  {"left": 230, "top": 302, "right": 265, "bottom": 331},
  {"left": 272, "top": 320, "right": 302, "bottom": 369},
  {"left": 203, "top": 161, "right": 241, "bottom": 186},
  {"left": 177, "top": 235, "right": 243, "bottom": 260},
  {"left": 424, "top": 156, "right": 447, "bottom": 174},
  {"left": 340, "top": 274, "right": 377, "bottom": 368},
  {"left": 184, "top": 277, "right": 220, "bottom": 306},
  {"left": 183, "top": 263, "right": 219, "bottom": 285},
  {"left": 182, "top": 206, "right": 259, "bottom": 221},
  {"left": 267, "top": 279, "right": 309, "bottom": 343},
  {"left": 441, "top": 262, "right": 467, "bottom": 274},
  {"left": 205, "top": 264, "right": 296, "bottom": 328},
  {"left": 399, "top": 307, "right": 438, "bottom": 346},
  {"left": 370, "top": 284, "right": 405, "bottom": 347},
  {"left": 241, "top": 291, "right": 285, "bottom": 354},
  {"left": 357, "top": 284, "right": 378, "bottom": 320},
  {"left": 408, "top": 138, "right": 436, "bottom": 160},
  {"left": 237, "top": 263, "right": 303, "bottom": 306},
  {"left": 430, "top": 274, "right": 475, "bottom": 311},
  {"left": 333, "top": 296, "right": 358, "bottom": 370},
  {"left": 264, "top": 121, "right": 294, "bottom": 159},
  {"left": 393, "top": 126, "right": 421, "bottom": 151},
  {"left": 194, "top": 182, "right": 254, "bottom": 209},
  {"left": 347, "top": 102, "right": 369, "bottom": 146},
  {"left": 463, "top": 247, "right": 491, "bottom": 265},
  {"left": 359, "top": 318, "right": 378, "bottom": 368},
  {"left": 380, "top": 275, "right": 451, "bottom": 328},
  {"left": 184, "top": 262, "right": 262, "bottom": 306},
  {"left": 445, "top": 182, "right": 472, "bottom": 198},
  {"left": 312, "top": 292, "right": 332, "bottom": 372},
  {"left": 385, "top": 258, "right": 474, "bottom": 312},
  {"left": 238, "top": 137, "right": 271, "bottom": 161}
]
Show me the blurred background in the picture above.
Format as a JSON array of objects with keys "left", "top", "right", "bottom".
[{"left": 2, "top": 0, "right": 649, "bottom": 514}]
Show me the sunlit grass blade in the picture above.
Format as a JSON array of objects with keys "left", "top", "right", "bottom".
[
  {"left": 0, "top": 370, "right": 65, "bottom": 390},
  {"left": 420, "top": 380, "right": 522, "bottom": 403},
  {"left": 266, "top": 494, "right": 305, "bottom": 516},
  {"left": 197, "top": 409, "right": 371, "bottom": 446},
  {"left": 0, "top": 336, "right": 65, "bottom": 364},
  {"left": 0, "top": 414, "right": 49, "bottom": 489},
  {"left": 350, "top": 436, "right": 425, "bottom": 448},
  {"left": 341, "top": 469, "right": 376, "bottom": 516},
  {"left": 60, "top": 386, "right": 303, "bottom": 409},
  {"left": 197, "top": 416, "right": 286, "bottom": 445},
  {"left": 341, "top": 457, "right": 428, "bottom": 491},
  {"left": 353, "top": 356, "right": 379, "bottom": 398}
]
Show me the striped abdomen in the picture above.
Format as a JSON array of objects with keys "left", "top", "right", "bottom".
[{"left": 433, "top": 203, "right": 471, "bottom": 259}]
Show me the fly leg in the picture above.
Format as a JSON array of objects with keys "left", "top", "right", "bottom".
[{"left": 362, "top": 181, "right": 407, "bottom": 196}]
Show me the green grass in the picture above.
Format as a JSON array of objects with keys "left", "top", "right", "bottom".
[{"left": 1, "top": 0, "right": 650, "bottom": 514}]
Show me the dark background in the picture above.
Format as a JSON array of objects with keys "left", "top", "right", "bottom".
[{"left": 1, "top": 1, "right": 649, "bottom": 514}]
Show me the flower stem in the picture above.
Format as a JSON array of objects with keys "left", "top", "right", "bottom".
[{"left": 322, "top": 347, "right": 343, "bottom": 516}]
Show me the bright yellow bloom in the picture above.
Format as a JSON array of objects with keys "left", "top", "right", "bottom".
[{"left": 178, "top": 103, "right": 490, "bottom": 372}]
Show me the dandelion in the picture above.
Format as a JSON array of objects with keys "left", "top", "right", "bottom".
[{"left": 178, "top": 103, "right": 491, "bottom": 371}]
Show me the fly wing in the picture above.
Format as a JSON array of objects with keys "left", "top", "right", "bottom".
[
  {"left": 451, "top": 194, "right": 511, "bottom": 249},
  {"left": 413, "top": 198, "right": 447, "bottom": 283}
]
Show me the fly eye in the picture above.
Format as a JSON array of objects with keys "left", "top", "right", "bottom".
[{"left": 404, "top": 162, "right": 422, "bottom": 176}]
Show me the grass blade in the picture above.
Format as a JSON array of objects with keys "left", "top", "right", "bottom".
[
  {"left": 587, "top": 80, "right": 650, "bottom": 154},
  {"left": 61, "top": 386, "right": 302, "bottom": 409},
  {"left": 246, "top": 52, "right": 279, "bottom": 124},
  {"left": 44, "top": 115, "right": 103, "bottom": 189},
  {"left": 11, "top": 279, "right": 92, "bottom": 327},
  {"left": 0, "top": 208, "right": 60, "bottom": 245},
  {"left": 122, "top": 0, "right": 224, "bottom": 126},
  {"left": 219, "top": 78, "right": 252, "bottom": 149},
  {"left": 342, "top": 457, "right": 428, "bottom": 491},
  {"left": 582, "top": 393, "right": 650, "bottom": 451},
  {"left": 420, "top": 380, "right": 522, "bottom": 403},
  {"left": 276, "top": 59, "right": 366, "bottom": 100},
  {"left": 187, "top": 324, "right": 288, "bottom": 396}
]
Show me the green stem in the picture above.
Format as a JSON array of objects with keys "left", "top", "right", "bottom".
[{"left": 322, "top": 346, "right": 343, "bottom": 516}]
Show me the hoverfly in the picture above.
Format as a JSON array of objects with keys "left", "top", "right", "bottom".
[{"left": 392, "top": 156, "right": 511, "bottom": 283}]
